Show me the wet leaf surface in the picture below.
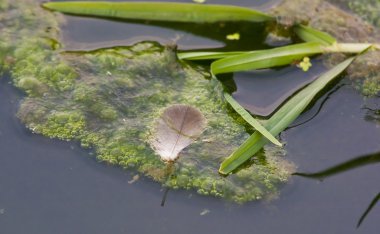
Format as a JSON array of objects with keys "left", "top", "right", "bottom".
[{"left": 151, "top": 105, "right": 207, "bottom": 161}]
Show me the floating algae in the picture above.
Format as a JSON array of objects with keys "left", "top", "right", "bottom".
[{"left": 0, "top": 0, "right": 294, "bottom": 203}]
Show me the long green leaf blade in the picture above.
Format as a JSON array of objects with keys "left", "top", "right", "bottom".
[
  {"left": 178, "top": 51, "right": 247, "bottom": 60},
  {"left": 42, "top": 1, "right": 274, "bottom": 23},
  {"left": 294, "top": 25, "right": 337, "bottom": 45},
  {"left": 211, "top": 42, "right": 324, "bottom": 75},
  {"left": 224, "top": 93, "right": 282, "bottom": 146},
  {"left": 219, "top": 57, "right": 355, "bottom": 174}
]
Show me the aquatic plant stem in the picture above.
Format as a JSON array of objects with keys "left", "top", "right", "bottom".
[
  {"left": 160, "top": 161, "right": 175, "bottom": 206},
  {"left": 324, "top": 43, "right": 379, "bottom": 53}
]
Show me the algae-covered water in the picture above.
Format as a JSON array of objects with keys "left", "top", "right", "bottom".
[{"left": 0, "top": 0, "right": 379, "bottom": 233}]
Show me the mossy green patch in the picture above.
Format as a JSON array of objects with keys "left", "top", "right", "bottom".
[
  {"left": 272, "top": 0, "right": 380, "bottom": 96},
  {"left": 333, "top": 0, "right": 380, "bottom": 27},
  {"left": 0, "top": 0, "right": 294, "bottom": 203}
]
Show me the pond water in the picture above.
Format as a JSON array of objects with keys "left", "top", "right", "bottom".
[{"left": 0, "top": 0, "right": 379, "bottom": 233}]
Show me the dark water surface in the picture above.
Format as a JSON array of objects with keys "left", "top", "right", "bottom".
[{"left": 1, "top": 0, "right": 380, "bottom": 233}]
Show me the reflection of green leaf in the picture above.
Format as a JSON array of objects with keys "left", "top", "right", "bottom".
[
  {"left": 211, "top": 42, "right": 323, "bottom": 75},
  {"left": 219, "top": 57, "right": 355, "bottom": 174},
  {"left": 294, "top": 152, "right": 380, "bottom": 228},
  {"left": 294, "top": 152, "right": 380, "bottom": 179},
  {"left": 357, "top": 192, "right": 380, "bottom": 228},
  {"left": 224, "top": 93, "right": 282, "bottom": 146},
  {"left": 294, "top": 24, "right": 337, "bottom": 45},
  {"left": 42, "top": 1, "right": 274, "bottom": 23}
]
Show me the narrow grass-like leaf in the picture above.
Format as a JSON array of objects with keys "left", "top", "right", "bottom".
[
  {"left": 211, "top": 42, "right": 323, "bottom": 75},
  {"left": 42, "top": 1, "right": 274, "bottom": 23},
  {"left": 294, "top": 25, "right": 337, "bottom": 45},
  {"left": 219, "top": 57, "right": 355, "bottom": 174},
  {"left": 179, "top": 42, "right": 380, "bottom": 61},
  {"left": 178, "top": 51, "right": 247, "bottom": 60},
  {"left": 357, "top": 192, "right": 380, "bottom": 228},
  {"left": 224, "top": 93, "right": 282, "bottom": 146}
]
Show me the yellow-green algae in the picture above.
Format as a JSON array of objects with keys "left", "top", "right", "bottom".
[
  {"left": 0, "top": 0, "right": 294, "bottom": 203},
  {"left": 271, "top": 0, "right": 380, "bottom": 96}
]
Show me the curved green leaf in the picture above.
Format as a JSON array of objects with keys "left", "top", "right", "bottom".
[
  {"left": 219, "top": 57, "right": 355, "bottom": 174},
  {"left": 294, "top": 25, "right": 337, "bottom": 45},
  {"left": 42, "top": 1, "right": 274, "bottom": 23},
  {"left": 211, "top": 42, "right": 324, "bottom": 75},
  {"left": 224, "top": 93, "right": 282, "bottom": 147}
]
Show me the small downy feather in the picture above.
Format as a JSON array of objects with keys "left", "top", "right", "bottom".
[{"left": 150, "top": 104, "right": 207, "bottom": 161}]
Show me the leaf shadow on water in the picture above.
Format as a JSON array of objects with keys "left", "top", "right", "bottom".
[
  {"left": 293, "top": 152, "right": 380, "bottom": 228},
  {"left": 286, "top": 83, "right": 345, "bottom": 130},
  {"left": 59, "top": 14, "right": 270, "bottom": 52}
]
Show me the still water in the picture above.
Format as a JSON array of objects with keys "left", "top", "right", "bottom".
[{"left": 0, "top": 0, "right": 379, "bottom": 233}]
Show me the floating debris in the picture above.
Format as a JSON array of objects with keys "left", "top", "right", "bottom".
[
  {"left": 128, "top": 174, "right": 140, "bottom": 184},
  {"left": 297, "top": 57, "right": 312, "bottom": 72},
  {"left": 200, "top": 209, "right": 210, "bottom": 216}
]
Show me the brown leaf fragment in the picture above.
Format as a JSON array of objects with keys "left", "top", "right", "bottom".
[{"left": 150, "top": 105, "right": 207, "bottom": 161}]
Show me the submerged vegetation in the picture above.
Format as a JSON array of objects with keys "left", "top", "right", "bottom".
[{"left": 0, "top": 0, "right": 379, "bottom": 202}]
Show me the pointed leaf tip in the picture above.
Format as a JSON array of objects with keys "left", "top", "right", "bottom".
[{"left": 224, "top": 93, "right": 282, "bottom": 147}]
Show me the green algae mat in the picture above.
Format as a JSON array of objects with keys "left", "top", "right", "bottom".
[
  {"left": 0, "top": 0, "right": 294, "bottom": 203},
  {"left": 1, "top": 0, "right": 379, "bottom": 203}
]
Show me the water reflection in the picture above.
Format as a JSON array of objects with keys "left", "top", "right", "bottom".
[
  {"left": 294, "top": 152, "right": 380, "bottom": 180},
  {"left": 363, "top": 97, "right": 380, "bottom": 123},
  {"left": 294, "top": 152, "right": 380, "bottom": 228},
  {"left": 357, "top": 192, "right": 380, "bottom": 228},
  {"left": 287, "top": 84, "right": 344, "bottom": 129}
]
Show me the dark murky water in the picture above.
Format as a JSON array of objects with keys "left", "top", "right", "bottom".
[
  {"left": 230, "top": 60, "right": 327, "bottom": 116},
  {"left": 1, "top": 0, "right": 380, "bottom": 233}
]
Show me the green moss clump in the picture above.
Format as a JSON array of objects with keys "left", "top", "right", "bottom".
[
  {"left": 333, "top": 0, "right": 380, "bottom": 27},
  {"left": 1, "top": 0, "right": 295, "bottom": 203},
  {"left": 37, "top": 111, "right": 86, "bottom": 140},
  {"left": 16, "top": 76, "right": 48, "bottom": 96},
  {"left": 271, "top": 0, "right": 380, "bottom": 96}
]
